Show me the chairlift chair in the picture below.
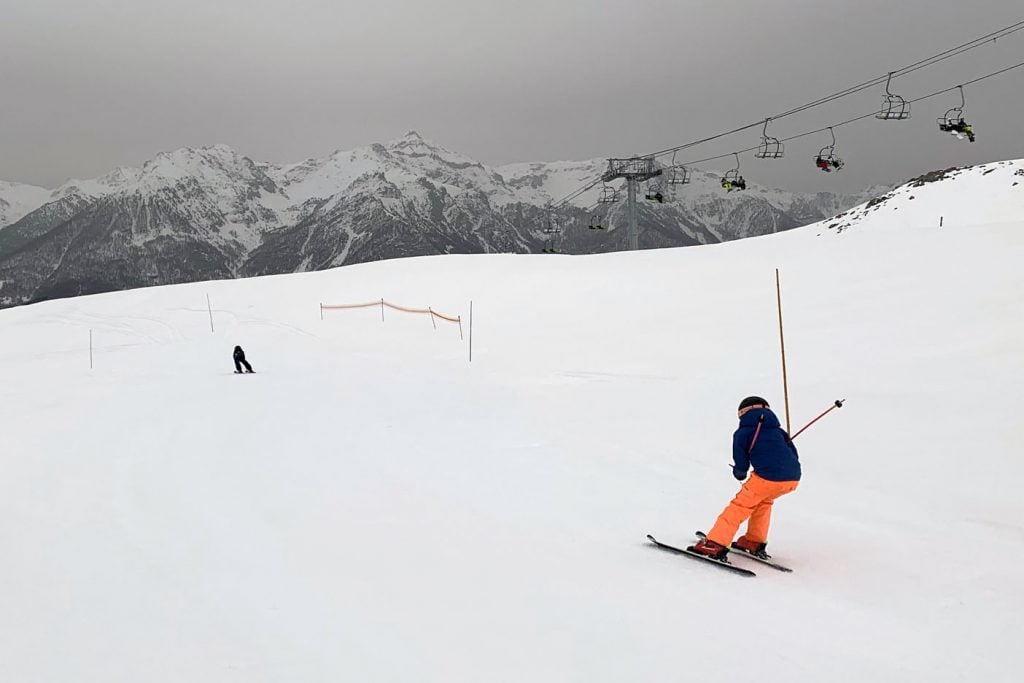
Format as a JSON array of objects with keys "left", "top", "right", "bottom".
[
  {"left": 588, "top": 213, "right": 605, "bottom": 230},
  {"left": 669, "top": 166, "right": 691, "bottom": 185},
  {"left": 645, "top": 180, "right": 665, "bottom": 203},
  {"left": 542, "top": 208, "right": 562, "bottom": 235},
  {"left": 876, "top": 72, "right": 911, "bottom": 120},
  {"left": 598, "top": 184, "right": 619, "bottom": 203},
  {"left": 814, "top": 127, "right": 844, "bottom": 172},
  {"left": 668, "top": 152, "right": 691, "bottom": 185},
  {"left": 754, "top": 119, "right": 784, "bottom": 159},
  {"left": 721, "top": 153, "right": 747, "bottom": 191},
  {"left": 936, "top": 86, "right": 975, "bottom": 142}
]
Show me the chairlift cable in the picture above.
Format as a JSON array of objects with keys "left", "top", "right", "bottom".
[
  {"left": 549, "top": 23, "right": 1024, "bottom": 210},
  {"left": 650, "top": 59, "right": 1024, "bottom": 171},
  {"left": 649, "top": 19, "right": 1024, "bottom": 158}
]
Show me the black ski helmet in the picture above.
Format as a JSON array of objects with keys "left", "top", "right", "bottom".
[{"left": 738, "top": 396, "right": 769, "bottom": 411}]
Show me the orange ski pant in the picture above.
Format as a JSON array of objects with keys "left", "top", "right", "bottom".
[{"left": 707, "top": 473, "right": 799, "bottom": 546}]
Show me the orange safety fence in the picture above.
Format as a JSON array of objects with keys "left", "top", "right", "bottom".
[{"left": 321, "top": 299, "right": 462, "bottom": 324}]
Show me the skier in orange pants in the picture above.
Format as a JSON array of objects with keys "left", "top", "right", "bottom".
[{"left": 690, "top": 396, "right": 801, "bottom": 560}]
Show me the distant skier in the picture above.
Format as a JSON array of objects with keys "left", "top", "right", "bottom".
[
  {"left": 233, "top": 345, "right": 254, "bottom": 374},
  {"left": 689, "top": 396, "right": 800, "bottom": 560}
]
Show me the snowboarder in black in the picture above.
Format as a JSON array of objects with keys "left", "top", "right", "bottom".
[{"left": 233, "top": 345, "right": 253, "bottom": 373}]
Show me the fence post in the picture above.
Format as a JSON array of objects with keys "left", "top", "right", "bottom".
[
  {"left": 380, "top": 298, "right": 385, "bottom": 322},
  {"left": 458, "top": 316, "right": 463, "bottom": 341},
  {"left": 320, "top": 303, "right": 323, "bottom": 321},
  {"left": 429, "top": 307, "right": 437, "bottom": 330},
  {"left": 207, "top": 294, "right": 215, "bottom": 333}
]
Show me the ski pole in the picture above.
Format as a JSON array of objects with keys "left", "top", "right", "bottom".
[{"left": 791, "top": 399, "right": 845, "bottom": 440}]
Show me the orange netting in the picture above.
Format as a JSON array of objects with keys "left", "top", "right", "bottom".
[{"left": 321, "top": 299, "right": 461, "bottom": 324}]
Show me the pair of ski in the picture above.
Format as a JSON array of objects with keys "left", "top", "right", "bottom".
[{"left": 646, "top": 531, "right": 792, "bottom": 577}]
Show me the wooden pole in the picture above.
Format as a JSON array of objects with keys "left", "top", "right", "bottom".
[
  {"left": 775, "top": 269, "right": 791, "bottom": 433},
  {"left": 206, "top": 294, "right": 215, "bottom": 333},
  {"left": 468, "top": 301, "right": 473, "bottom": 363},
  {"left": 380, "top": 298, "right": 385, "bottom": 322}
]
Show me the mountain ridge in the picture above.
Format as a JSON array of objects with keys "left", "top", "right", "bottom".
[{"left": 0, "top": 132, "right": 894, "bottom": 308}]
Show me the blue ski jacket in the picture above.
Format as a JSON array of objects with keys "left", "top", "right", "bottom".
[{"left": 732, "top": 407, "right": 801, "bottom": 482}]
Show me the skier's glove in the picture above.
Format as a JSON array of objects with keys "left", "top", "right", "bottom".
[{"left": 733, "top": 467, "right": 748, "bottom": 481}]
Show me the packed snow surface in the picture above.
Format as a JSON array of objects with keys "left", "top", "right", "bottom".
[{"left": 1, "top": 188, "right": 1022, "bottom": 681}]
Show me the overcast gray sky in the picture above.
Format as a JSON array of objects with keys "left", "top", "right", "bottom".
[{"left": 2, "top": 0, "right": 1022, "bottom": 192}]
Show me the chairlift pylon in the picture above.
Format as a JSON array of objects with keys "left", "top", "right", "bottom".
[
  {"left": 876, "top": 72, "right": 911, "bottom": 120},
  {"left": 754, "top": 118, "right": 784, "bottom": 159},
  {"left": 814, "top": 127, "right": 844, "bottom": 172},
  {"left": 721, "top": 152, "right": 747, "bottom": 192},
  {"left": 936, "top": 85, "right": 975, "bottom": 142}
]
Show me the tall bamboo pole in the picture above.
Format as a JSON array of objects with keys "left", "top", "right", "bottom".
[{"left": 776, "top": 269, "right": 791, "bottom": 433}]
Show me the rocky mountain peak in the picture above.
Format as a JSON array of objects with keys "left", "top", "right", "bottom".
[{"left": 0, "top": 133, "right": 930, "bottom": 310}]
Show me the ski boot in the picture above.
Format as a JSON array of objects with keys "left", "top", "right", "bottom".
[
  {"left": 732, "top": 536, "right": 770, "bottom": 559},
  {"left": 688, "top": 538, "right": 729, "bottom": 560}
]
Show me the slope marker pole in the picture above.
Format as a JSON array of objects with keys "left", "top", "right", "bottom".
[{"left": 776, "top": 268, "right": 791, "bottom": 433}]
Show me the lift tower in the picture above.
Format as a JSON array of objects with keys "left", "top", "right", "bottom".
[{"left": 601, "top": 157, "right": 662, "bottom": 251}]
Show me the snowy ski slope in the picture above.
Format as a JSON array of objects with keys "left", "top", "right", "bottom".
[{"left": 1, "top": 168, "right": 1022, "bottom": 682}]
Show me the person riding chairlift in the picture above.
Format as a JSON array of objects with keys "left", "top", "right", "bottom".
[
  {"left": 816, "top": 156, "right": 845, "bottom": 173},
  {"left": 940, "top": 118, "right": 976, "bottom": 143},
  {"left": 722, "top": 176, "right": 746, "bottom": 192},
  {"left": 953, "top": 120, "right": 976, "bottom": 142}
]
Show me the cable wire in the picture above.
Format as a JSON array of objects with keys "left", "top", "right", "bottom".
[{"left": 547, "top": 19, "right": 1024, "bottom": 209}]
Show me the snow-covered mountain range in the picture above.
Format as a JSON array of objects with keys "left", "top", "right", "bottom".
[{"left": 0, "top": 132, "right": 885, "bottom": 307}]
